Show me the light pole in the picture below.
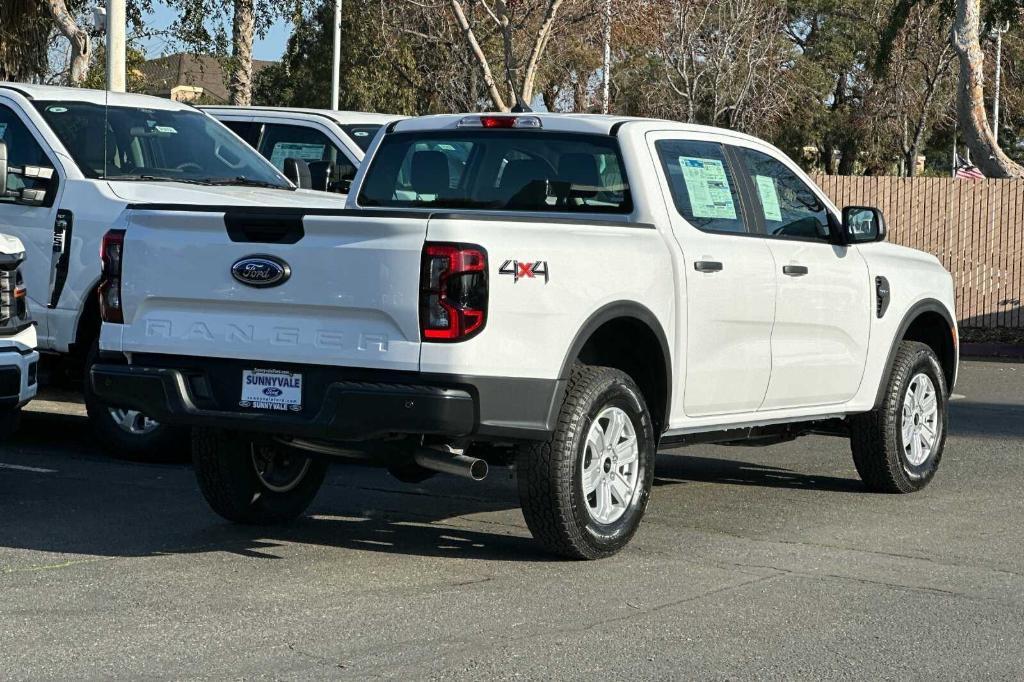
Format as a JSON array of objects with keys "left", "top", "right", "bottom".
[
  {"left": 601, "top": 0, "right": 611, "bottom": 114},
  {"left": 331, "top": 0, "right": 342, "bottom": 110},
  {"left": 106, "top": 0, "right": 126, "bottom": 92}
]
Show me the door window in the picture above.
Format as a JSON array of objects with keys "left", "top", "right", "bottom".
[
  {"left": 257, "top": 123, "right": 346, "bottom": 171},
  {"left": 0, "top": 105, "right": 52, "bottom": 202},
  {"left": 736, "top": 148, "right": 832, "bottom": 241},
  {"left": 656, "top": 140, "right": 748, "bottom": 234}
]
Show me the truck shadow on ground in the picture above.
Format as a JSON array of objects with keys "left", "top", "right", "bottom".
[
  {"left": 948, "top": 400, "right": 1024, "bottom": 439},
  {"left": 653, "top": 451, "right": 864, "bottom": 493},
  {"left": 0, "top": 412, "right": 553, "bottom": 563},
  {"left": 1, "top": 407, "right": 941, "bottom": 563}
]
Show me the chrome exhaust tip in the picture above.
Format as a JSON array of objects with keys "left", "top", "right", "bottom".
[{"left": 414, "top": 448, "right": 488, "bottom": 481}]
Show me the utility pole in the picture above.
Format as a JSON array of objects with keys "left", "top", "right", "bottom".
[
  {"left": 601, "top": 0, "right": 611, "bottom": 114},
  {"left": 106, "top": 0, "right": 126, "bottom": 92},
  {"left": 993, "top": 22, "right": 1009, "bottom": 144},
  {"left": 331, "top": 0, "right": 342, "bottom": 110}
]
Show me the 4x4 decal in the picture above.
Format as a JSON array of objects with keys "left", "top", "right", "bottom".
[{"left": 499, "top": 260, "right": 549, "bottom": 283}]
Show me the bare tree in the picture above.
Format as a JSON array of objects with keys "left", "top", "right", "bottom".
[
  {"left": 952, "top": 0, "right": 1024, "bottom": 177},
  {"left": 622, "top": 0, "right": 794, "bottom": 136},
  {"left": 387, "top": 0, "right": 592, "bottom": 112},
  {"left": 880, "top": 2, "right": 956, "bottom": 175}
]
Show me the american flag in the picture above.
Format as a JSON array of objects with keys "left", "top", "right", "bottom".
[{"left": 955, "top": 155, "right": 985, "bottom": 180}]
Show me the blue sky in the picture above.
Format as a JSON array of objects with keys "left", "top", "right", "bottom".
[{"left": 141, "top": 1, "right": 291, "bottom": 60}]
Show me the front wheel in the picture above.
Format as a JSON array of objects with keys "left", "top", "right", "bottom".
[
  {"left": 849, "top": 341, "right": 948, "bottom": 493},
  {"left": 192, "top": 428, "right": 328, "bottom": 524},
  {"left": 517, "top": 365, "right": 656, "bottom": 560}
]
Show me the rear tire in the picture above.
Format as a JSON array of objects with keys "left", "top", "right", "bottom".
[
  {"left": 192, "top": 428, "right": 328, "bottom": 524},
  {"left": 83, "top": 343, "right": 185, "bottom": 461},
  {"left": 517, "top": 365, "right": 656, "bottom": 560},
  {"left": 849, "top": 341, "right": 948, "bottom": 493}
]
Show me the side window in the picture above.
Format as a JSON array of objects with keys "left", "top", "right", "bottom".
[
  {"left": 655, "top": 140, "right": 748, "bottom": 234},
  {"left": 0, "top": 105, "right": 51, "bottom": 202},
  {"left": 256, "top": 123, "right": 344, "bottom": 171},
  {"left": 736, "top": 148, "right": 832, "bottom": 241}
]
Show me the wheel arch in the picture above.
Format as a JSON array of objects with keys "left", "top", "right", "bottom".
[
  {"left": 70, "top": 277, "right": 102, "bottom": 359},
  {"left": 554, "top": 301, "right": 672, "bottom": 435},
  {"left": 874, "top": 298, "right": 957, "bottom": 408}
]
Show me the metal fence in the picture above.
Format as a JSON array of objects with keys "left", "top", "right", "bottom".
[{"left": 812, "top": 175, "right": 1024, "bottom": 329}]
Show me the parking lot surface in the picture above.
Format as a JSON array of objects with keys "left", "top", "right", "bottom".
[{"left": 1, "top": 360, "right": 1022, "bottom": 679}]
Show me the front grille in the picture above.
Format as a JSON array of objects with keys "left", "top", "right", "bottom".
[{"left": 0, "top": 262, "right": 30, "bottom": 333}]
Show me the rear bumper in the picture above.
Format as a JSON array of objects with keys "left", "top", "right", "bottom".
[{"left": 90, "top": 354, "right": 562, "bottom": 442}]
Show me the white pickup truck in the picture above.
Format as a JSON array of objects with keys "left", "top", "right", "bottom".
[
  {"left": 0, "top": 83, "right": 348, "bottom": 457},
  {"left": 0, "top": 232, "right": 39, "bottom": 429},
  {"left": 92, "top": 113, "right": 958, "bottom": 558},
  {"left": 202, "top": 106, "right": 404, "bottom": 195}
]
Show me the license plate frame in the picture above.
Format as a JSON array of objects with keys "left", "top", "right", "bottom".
[{"left": 239, "top": 369, "right": 303, "bottom": 412}]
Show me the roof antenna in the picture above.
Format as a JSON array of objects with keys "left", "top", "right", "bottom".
[{"left": 510, "top": 96, "right": 533, "bottom": 114}]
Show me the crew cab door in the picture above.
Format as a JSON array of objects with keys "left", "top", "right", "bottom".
[
  {"left": 649, "top": 134, "right": 776, "bottom": 417},
  {"left": 0, "top": 100, "right": 63, "bottom": 342},
  {"left": 729, "top": 145, "right": 870, "bottom": 409},
  {"left": 113, "top": 208, "right": 428, "bottom": 371}
]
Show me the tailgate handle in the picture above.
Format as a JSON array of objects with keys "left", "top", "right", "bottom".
[{"left": 224, "top": 211, "right": 305, "bottom": 244}]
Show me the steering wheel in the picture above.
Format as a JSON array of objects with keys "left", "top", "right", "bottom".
[{"left": 174, "top": 162, "right": 204, "bottom": 174}]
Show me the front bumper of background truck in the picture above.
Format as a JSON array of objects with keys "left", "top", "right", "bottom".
[{"left": 90, "top": 354, "right": 564, "bottom": 443}]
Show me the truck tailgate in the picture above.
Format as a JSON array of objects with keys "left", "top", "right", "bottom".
[{"left": 109, "top": 209, "right": 427, "bottom": 371}]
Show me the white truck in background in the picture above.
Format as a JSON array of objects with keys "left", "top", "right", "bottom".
[
  {"left": 0, "top": 231, "right": 38, "bottom": 430},
  {"left": 203, "top": 107, "right": 405, "bottom": 195},
  {"left": 92, "top": 113, "right": 958, "bottom": 558},
  {"left": 0, "top": 83, "right": 348, "bottom": 457}
]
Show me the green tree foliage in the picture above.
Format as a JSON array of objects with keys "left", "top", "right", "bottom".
[
  {"left": 82, "top": 45, "right": 151, "bottom": 92},
  {"left": 252, "top": 0, "right": 421, "bottom": 113}
]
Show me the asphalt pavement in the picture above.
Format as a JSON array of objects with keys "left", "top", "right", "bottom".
[{"left": 1, "top": 360, "right": 1022, "bottom": 680}]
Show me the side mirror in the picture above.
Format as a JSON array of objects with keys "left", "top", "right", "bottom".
[
  {"left": 842, "top": 206, "right": 886, "bottom": 244},
  {"left": 283, "top": 157, "right": 312, "bottom": 189},
  {"left": 0, "top": 141, "right": 55, "bottom": 205}
]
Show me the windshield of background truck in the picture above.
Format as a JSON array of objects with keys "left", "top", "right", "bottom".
[
  {"left": 33, "top": 101, "right": 291, "bottom": 189},
  {"left": 358, "top": 130, "right": 632, "bottom": 213}
]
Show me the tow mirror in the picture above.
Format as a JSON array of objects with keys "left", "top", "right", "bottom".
[
  {"left": 842, "top": 206, "right": 886, "bottom": 244},
  {"left": 283, "top": 157, "right": 311, "bottom": 189},
  {"left": 0, "top": 142, "right": 55, "bottom": 205}
]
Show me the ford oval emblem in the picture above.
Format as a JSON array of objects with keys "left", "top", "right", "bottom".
[
  {"left": 231, "top": 255, "right": 290, "bottom": 288},
  {"left": 263, "top": 387, "right": 283, "bottom": 397}
]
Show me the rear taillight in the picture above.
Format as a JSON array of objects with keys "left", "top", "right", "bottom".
[
  {"left": 99, "top": 229, "right": 125, "bottom": 324},
  {"left": 420, "top": 243, "right": 487, "bottom": 342}
]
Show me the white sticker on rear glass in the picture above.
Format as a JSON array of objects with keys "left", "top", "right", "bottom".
[
  {"left": 679, "top": 157, "right": 736, "bottom": 220},
  {"left": 269, "top": 142, "right": 326, "bottom": 169},
  {"left": 754, "top": 175, "right": 783, "bottom": 222},
  {"left": 154, "top": 125, "right": 178, "bottom": 134}
]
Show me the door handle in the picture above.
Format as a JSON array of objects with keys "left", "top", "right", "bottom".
[
  {"left": 782, "top": 264, "right": 809, "bottom": 276},
  {"left": 694, "top": 260, "right": 724, "bottom": 273}
]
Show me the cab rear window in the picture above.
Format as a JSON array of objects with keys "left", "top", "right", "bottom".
[{"left": 358, "top": 130, "right": 632, "bottom": 213}]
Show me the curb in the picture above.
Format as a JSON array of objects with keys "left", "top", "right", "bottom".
[{"left": 960, "top": 342, "right": 1024, "bottom": 360}]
